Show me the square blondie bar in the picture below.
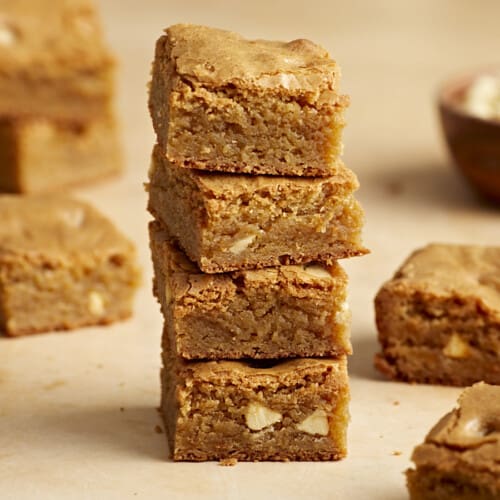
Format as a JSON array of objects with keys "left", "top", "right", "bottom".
[
  {"left": 0, "top": 0, "right": 114, "bottom": 122},
  {"left": 149, "top": 24, "right": 348, "bottom": 176},
  {"left": 161, "top": 347, "right": 350, "bottom": 461},
  {"left": 148, "top": 145, "right": 367, "bottom": 273},
  {"left": 375, "top": 244, "right": 500, "bottom": 386},
  {"left": 407, "top": 383, "right": 500, "bottom": 500},
  {"left": 0, "top": 195, "right": 140, "bottom": 336},
  {"left": 150, "top": 220, "right": 351, "bottom": 359},
  {"left": 0, "top": 116, "right": 121, "bottom": 193}
]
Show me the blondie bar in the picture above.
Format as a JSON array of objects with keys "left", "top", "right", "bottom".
[
  {"left": 150, "top": 220, "right": 351, "bottom": 359},
  {"left": 0, "top": 0, "right": 114, "bottom": 122},
  {"left": 147, "top": 145, "right": 367, "bottom": 273},
  {"left": 161, "top": 347, "right": 350, "bottom": 461},
  {"left": 149, "top": 24, "right": 348, "bottom": 176},
  {"left": 0, "top": 116, "right": 121, "bottom": 193},
  {"left": 375, "top": 244, "right": 500, "bottom": 386},
  {"left": 407, "top": 383, "right": 500, "bottom": 500},
  {"left": 0, "top": 195, "right": 140, "bottom": 336}
]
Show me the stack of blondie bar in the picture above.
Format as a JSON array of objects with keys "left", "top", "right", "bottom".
[
  {"left": 147, "top": 24, "right": 367, "bottom": 462},
  {"left": 0, "top": 0, "right": 121, "bottom": 193}
]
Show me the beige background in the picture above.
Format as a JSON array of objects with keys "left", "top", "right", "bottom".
[{"left": 1, "top": 1, "right": 499, "bottom": 499}]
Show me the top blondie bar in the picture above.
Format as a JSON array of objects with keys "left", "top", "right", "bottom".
[
  {"left": 149, "top": 24, "right": 349, "bottom": 176},
  {"left": 0, "top": 0, "right": 114, "bottom": 122}
]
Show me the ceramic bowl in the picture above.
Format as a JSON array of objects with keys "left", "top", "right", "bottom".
[{"left": 438, "top": 70, "right": 500, "bottom": 203}]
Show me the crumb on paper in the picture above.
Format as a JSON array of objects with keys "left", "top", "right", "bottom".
[
  {"left": 392, "top": 450, "right": 402, "bottom": 456},
  {"left": 43, "top": 379, "right": 66, "bottom": 391},
  {"left": 155, "top": 425, "right": 163, "bottom": 434},
  {"left": 219, "top": 457, "right": 238, "bottom": 467}
]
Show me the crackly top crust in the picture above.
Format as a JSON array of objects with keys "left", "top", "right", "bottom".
[
  {"left": 174, "top": 354, "right": 348, "bottom": 382},
  {"left": 0, "top": 0, "right": 113, "bottom": 71},
  {"left": 412, "top": 383, "right": 500, "bottom": 474},
  {"left": 164, "top": 23, "right": 341, "bottom": 93},
  {"left": 428, "top": 383, "right": 500, "bottom": 448},
  {"left": 195, "top": 165, "right": 359, "bottom": 197},
  {"left": 382, "top": 243, "right": 500, "bottom": 317},
  {"left": 0, "top": 195, "right": 134, "bottom": 261}
]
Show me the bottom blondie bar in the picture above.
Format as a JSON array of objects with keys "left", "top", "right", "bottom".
[
  {"left": 161, "top": 345, "right": 349, "bottom": 461},
  {"left": 0, "top": 116, "right": 121, "bottom": 193},
  {"left": 407, "top": 383, "right": 500, "bottom": 500}
]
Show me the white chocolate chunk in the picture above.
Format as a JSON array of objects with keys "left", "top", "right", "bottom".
[
  {"left": 73, "top": 17, "right": 94, "bottom": 37},
  {"left": 245, "top": 402, "right": 282, "bottom": 431},
  {"left": 335, "top": 301, "right": 351, "bottom": 323},
  {"left": 88, "top": 291, "right": 104, "bottom": 316},
  {"left": 443, "top": 333, "right": 470, "bottom": 359},
  {"left": 303, "top": 264, "right": 332, "bottom": 280},
  {"left": 0, "top": 23, "right": 17, "bottom": 46},
  {"left": 58, "top": 208, "right": 85, "bottom": 228},
  {"left": 278, "top": 72, "right": 299, "bottom": 90},
  {"left": 463, "top": 417, "right": 484, "bottom": 437},
  {"left": 297, "top": 409, "right": 329, "bottom": 436},
  {"left": 464, "top": 74, "right": 500, "bottom": 121},
  {"left": 228, "top": 234, "right": 257, "bottom": 255}
]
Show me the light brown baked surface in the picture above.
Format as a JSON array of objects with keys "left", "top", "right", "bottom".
[
  {"left": 149, "top": 23, "right": 348, "bottom": 176},
  {"left": 0, "top": 116, "right": 122, "bottom": 193},
  {"left": 150, "top": 220, "right": 351, "bottom": 359},
  {"left": 158, "top": 23, "right": 341, "bottom": 91},
  {"left": 161, "top": 347, "right": 350, "bottom": 462},
  {"left": 147, "top": 145, "right": 367, "bottom": 273},
  {"left": 374, "top": 243, "right": 500, "bottom": 386},
  {"left": 407, "top": 383, "right": 500, "bottom": 500},
  {"left": 0, "top": 0, "right": 114, "bottom": 121},
  {"left": 0, "top": 195, "right": 140, "bottom": 336}
]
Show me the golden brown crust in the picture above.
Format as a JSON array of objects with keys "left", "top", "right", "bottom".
[
  {"left": 0, "top": 195, "right": 133, "bottom": 258},
  {"left": 0, "top": 0, "right": 114, "bottom": 121},
  {"left": 0, "top": 0, "right": 112, "bottom": 69},
  {"left": 165, "top": 24, "right": 340, "bottom": 94},
  {"left": 176, "top": 355, "right": 348, "bottom": 380},
  {"left": 388, "top": 243, "right": 500, "bottom": 316},
  {"left": 419, "top": 383, "right": 500, "bottom": 459},
  {"left": 195, "top": 161, "right": 357, "bottom": 195}
]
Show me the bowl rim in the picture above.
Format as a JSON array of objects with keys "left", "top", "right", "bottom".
[{"left": 437, "top": 67, "right": 500, "bottom": 125}]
